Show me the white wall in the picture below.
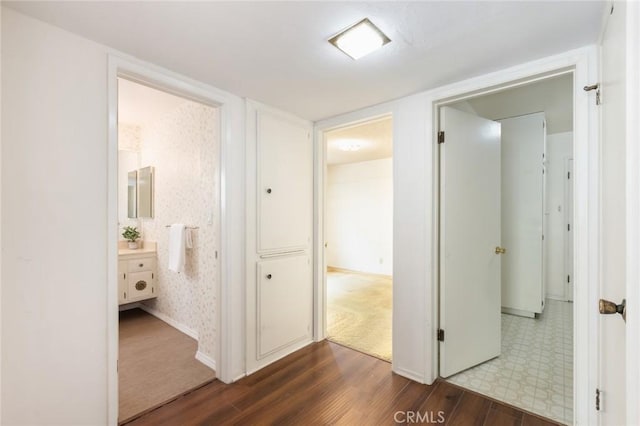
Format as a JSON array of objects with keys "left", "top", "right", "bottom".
[
  {"left": 1, "top": 9, "right": 109, "bottom": 424},
  {"left": 1, "top": 8, "right": 247, "bottom": 424},
  {"left": 326, "top": 158, "right": 392, "bottom": 275},
  {"left": 545, "top": 132, "right": 572, "bottom": 300},
  {"left": 316, "top": 92, "right": 432, "bottom": 384}
]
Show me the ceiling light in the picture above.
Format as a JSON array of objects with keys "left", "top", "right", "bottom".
[
  {"left": 329, "top": 18, "right": 391, "bottom": 60},
  {"left": 337, "top": 139, "right": 363, "bottom": 152}
]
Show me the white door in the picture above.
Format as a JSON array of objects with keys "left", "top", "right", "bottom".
[
  {"left": 256, "top": 255, "right": 312, "bottom": 358},
  {"left": 246, "top": 105, "right": 314, "bottom": 374},
  {"left": 499, "top": 113, "right": 545, "bottom": 316},
  {"left": 439, "top": 106, "right": 502, "bottom": 378},
  {"left": 258, "top": 111, "right": 313, "bottom": 252},
  {"left": 599, "top": 1, "right": 628, "bottom": 423}
]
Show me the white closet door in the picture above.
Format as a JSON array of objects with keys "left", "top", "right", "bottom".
[
  {"left": 257, "top": 111, "right": 312, "bottom": 252},
  {"left": 499, "top": 113, "right": 545, "bottom": 316},
  {"left": 256, "top": 255, "right": 312, "bottom": 358}
]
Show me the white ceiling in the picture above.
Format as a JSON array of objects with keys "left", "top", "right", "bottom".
[
  {"left": 457, "top": 73, "right": 573, "bottom": 134},
  {"left": 326, "top": 116, "right": 392, "bottom": 165},
  {"left": 5, "top": 2, "right": 605, "bottom": 121},
  {"left": 118, "top": 78, "right": 189, "bottom": 128}
]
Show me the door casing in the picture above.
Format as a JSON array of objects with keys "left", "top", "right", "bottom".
[
  {"left": 107, "top": 54, "right": 238, "bottom": 425},
  {"left": 429, "top": 47, "right": 600, "bottom": 425}
]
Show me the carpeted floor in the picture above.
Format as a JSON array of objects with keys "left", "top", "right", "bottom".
[
  {"left": 326, "top": 269, "right": 392, "bottom": 362},
  {"left": 119, "top": 309, "right": 216, "bottom": 424}
]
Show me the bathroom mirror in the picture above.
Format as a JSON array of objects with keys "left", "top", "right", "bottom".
[
  {"left": 127, "top": 170, "right": 137, "bottom": 218},
  {"left": 137, "top": 166, "right": 154, "bottom": 218}
]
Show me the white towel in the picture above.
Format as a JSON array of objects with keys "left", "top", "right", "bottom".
[{"left": 168, "top": 224, "right": 187, "bottom": 273}]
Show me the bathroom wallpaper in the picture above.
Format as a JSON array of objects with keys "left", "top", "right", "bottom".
[
  {"left": 118, "top": 123, "right": 141, "bottom": 151},
  {"left": 138, "top": 101, "right": 219, "bottom": 362}
]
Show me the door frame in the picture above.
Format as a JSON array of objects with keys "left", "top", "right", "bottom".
[
  {"left": 565, "top": 157, "right": 574, "bottom": 302},
  {"left": 430, "top": 47, "right": 599, "bottom": 425},
  {"left": 106, "top": 54, "right": 237, "bottom": 424},
  {"left": 312, "top": 112, "right": 394, "bottom": 345}
]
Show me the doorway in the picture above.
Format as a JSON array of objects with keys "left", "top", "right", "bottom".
[
  {"left": 437, "top": 73, "right": 574, "bottom": 424},
  {"left": 323, "top": 115, "right": 393, "bottom": 362},
  {"left": 115, "top": 77, "right": 220, "bottom": 423}
]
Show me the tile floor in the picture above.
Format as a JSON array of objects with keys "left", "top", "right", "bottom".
[{"left": 447, "top": 299, "right": 573, "bottom": 425}]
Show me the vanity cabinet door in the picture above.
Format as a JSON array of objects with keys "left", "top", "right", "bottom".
[
  {"left": 118, "top": 261, "right": 128, "bottom": 304},
  {"left": 127, "top": 271, "right": 154, "bottom": 302}
]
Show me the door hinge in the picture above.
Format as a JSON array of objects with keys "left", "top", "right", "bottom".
[
  {"left": 542, "top": 234, "right": 544, "bottom": 240},
  {"left": 568, "top": 171, "right": 571, "bottom": 179},
  {"left": 568, "top": 275, "right": 571, "bottom": 283},
  {"left": 438, "top": 131, "right": 445, "bottom": 144},
  {"left": 437, "top": 329, "right": 445, "bottom": 341},
  {"left": 568, "top": 224, "right": 571, "bottom": 231},
  {"left": 215, "top": 251, "right": 218, "bottom": 259},
  {"left": 596, "top": 388, "right": 601, "bottom": 411}
]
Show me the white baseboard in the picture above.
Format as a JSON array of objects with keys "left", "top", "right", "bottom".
[
  {"left": 546, "top": 295, "right": 571, "bottom": 302},
  {"left": 137, "top": 304, "right": 198, "bottom": 340},
  {"left": 119, "top": 302, "right": 142, "bottom": 311},
  {"left": 393, "top": 366, "right": 429, "bottom": 385},
  {"left": 501, "top": 307, "right": 536, "bottom": 318},
  {"left": 195, "top": 350, "right": 217, "bottom": 372}
]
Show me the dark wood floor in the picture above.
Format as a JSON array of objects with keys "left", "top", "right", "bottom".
[{"left": 126, "top": 341, "right": 561, "bottom": 426}]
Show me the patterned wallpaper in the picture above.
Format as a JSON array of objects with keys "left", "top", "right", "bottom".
[
  {"left": 137, "top": 101, "right": 219, "bottom": 362},
  {"left": 118, "top": 123, "right": 141, "bottom": 151}
]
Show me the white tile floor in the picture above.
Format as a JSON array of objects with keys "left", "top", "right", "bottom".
[{"left": 447, "top": 299, "right": 573, "bottom": 425}]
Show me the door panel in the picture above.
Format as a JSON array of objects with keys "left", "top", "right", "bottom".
[
  {"left": 599, "top": 2, "right": 627, "bottom": 423},
  {"left": 257, "top": 255, "right": 312, "bottom": 358},
  {"left": 258, "top": 111, "right": 312, "bottom": 252},
  {"left": 439, "top": 106, "right": 502, "bottom": 378},
  {"left": 499, "top": 113, "right": 545, "bottom": 316}
]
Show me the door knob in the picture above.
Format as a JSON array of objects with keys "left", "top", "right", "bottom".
[
  {"left": 266, "top": 188, "right": 272, "bottom": 194},
  {"left": 495, "top": 246, "right": 506, "bottom": 254},
  {"left": 599, "top": 298, "right": 626, "bottom": 322}
]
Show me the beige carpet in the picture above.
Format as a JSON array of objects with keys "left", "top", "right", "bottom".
[
  {"left": 119, "top": 309, "right": 216, "bottom": 424},
  {"left": 326, "top": 269, "right": 392, "bottom": 362}
]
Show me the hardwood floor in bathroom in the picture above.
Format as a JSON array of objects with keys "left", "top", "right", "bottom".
[{"left": 126, "top": 341, "right": 561, "bottom": 426}]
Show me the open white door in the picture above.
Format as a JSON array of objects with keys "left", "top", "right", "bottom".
[
  {"left": 598, "top": 2, "right": 628, "bottom": 423},
  {"left": 439, "top": 106, "right": 502, "bottom": 378}
]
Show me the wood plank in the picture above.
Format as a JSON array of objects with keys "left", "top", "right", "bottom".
[
  {"left": 416, "top": 381, "right": 464, "bottom": 424},
  {"left": 522, "top": 412, "right": 564, "bottom": 426},
  {"left": 125, "top": 342, "right": 564, "bottom": 426},
  {"left": 447, "top": 392, "right": 493, "bottom": 426}
]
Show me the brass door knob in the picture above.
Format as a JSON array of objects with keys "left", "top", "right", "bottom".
[
  {"left": 495, "top": 246, "right": 506, "bottom": 254},
  {"left": 599, "top": 298, "right": 626, "bottom": 322}
]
